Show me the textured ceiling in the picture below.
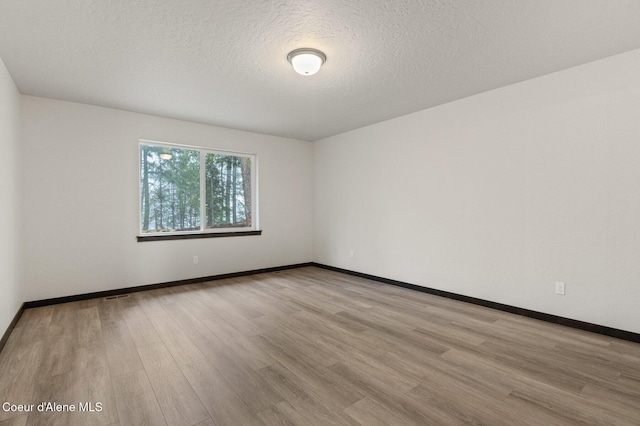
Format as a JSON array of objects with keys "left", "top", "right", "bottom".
[{"left": 1, "top": 1, "right": 640, "bottom": 141}]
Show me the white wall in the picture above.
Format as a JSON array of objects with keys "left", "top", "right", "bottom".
[
  {"left": 314, "top": 49, "right": 640, "bottom": 333},
  {"left": 21, "top": 97, "right": 313, "bottom": 301},
  {"left": 0, "top": 56, "right": 23, "bottom": 335}
]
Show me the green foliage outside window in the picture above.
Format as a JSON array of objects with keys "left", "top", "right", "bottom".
[{"left": 140, "top": 143, "right": 253, "bottom": 234}]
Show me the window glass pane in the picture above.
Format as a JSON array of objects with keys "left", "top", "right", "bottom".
[
  {"left": 140, "top": 144, "right": 201, "bottom": 233},
  {"left": 205, "top": 153, "right": 252, "bottom": 229}
]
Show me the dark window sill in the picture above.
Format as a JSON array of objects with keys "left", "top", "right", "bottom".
[{"left": 137, "top": 230, "right": 262, "bottom": 242}]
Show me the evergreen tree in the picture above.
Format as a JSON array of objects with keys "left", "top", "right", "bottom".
[{"left": 141, "top": 145, "right": 251, "bottom": 233}]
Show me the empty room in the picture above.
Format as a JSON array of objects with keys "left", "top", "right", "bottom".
[{"left": 1, "top": 1, "right": 639, "bottom": 425}]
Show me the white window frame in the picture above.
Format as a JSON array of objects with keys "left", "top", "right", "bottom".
[{"left": 138, "top": 139, "right": 258, "bottom": 236}]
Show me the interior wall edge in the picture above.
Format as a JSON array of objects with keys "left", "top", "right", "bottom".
[
  {"left": 0, "top": 302, "right": 25, "bottom": 355},
  {"left": 6, "top": 262, "right": 639, "bottom": 350},
  {"left": 312, "top": 263, "right": 640, "bottom": 344},
  {"left": 22, "top": 262, "right": 314, "bottom": 309}
]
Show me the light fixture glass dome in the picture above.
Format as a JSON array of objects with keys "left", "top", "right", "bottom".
[
  {"left": 159, "top": 148, "right": 173, "bottom": 160},
  {"left": 287, "top": 48, "right": 326, "bottom": 76}
]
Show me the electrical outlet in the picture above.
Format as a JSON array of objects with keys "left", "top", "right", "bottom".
[
  {"left": 349, "top": 250, "right": 354, "bottom": 258},
  {"left": 555, "top": 282, "right": 565, "bottom": 295},
  {"left": 193, "top": 256, "right": 199, "bottom": 264}
]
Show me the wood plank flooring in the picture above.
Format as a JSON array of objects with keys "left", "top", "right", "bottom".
[{"left": 1, "top": 266, "right": 639, "bottom": 425}]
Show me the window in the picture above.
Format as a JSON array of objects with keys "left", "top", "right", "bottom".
[{"left": 139, "top": 141, "right": 257, "bottom": 238}]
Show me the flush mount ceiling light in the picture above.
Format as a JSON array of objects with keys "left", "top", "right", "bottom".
[
  {"left": 287, "top": 48, "right": 326, "bottom": 76},
  {"left": 159, "top": 147, "right": 172, "bottom": 160}
]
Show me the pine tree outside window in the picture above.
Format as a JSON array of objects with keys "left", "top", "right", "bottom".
[{"left": 139, "top": 141, "right": 257, "bottom": 236}]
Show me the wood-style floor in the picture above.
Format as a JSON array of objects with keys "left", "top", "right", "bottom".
[{"left": 1, "top": 267, "right": 639, "bottom": 425}]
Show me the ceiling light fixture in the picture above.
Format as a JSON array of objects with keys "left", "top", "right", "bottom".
[
  {"left": 287, "top": 48, "right": 326, "bottom": 76},
  {"left": 159, "top": 148, "right": 172, "bottom": 160}
]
